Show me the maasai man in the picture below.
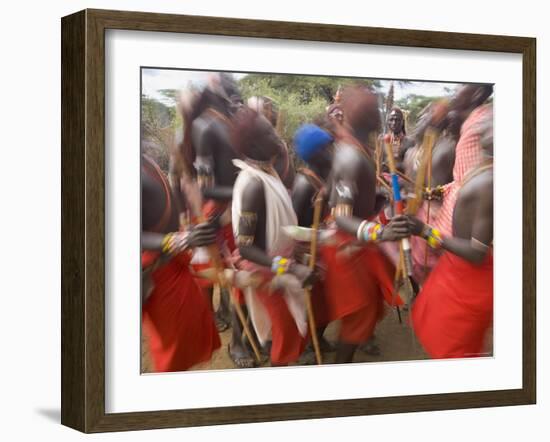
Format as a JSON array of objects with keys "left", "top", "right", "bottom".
[
  {"left": 174, "top": 74, "right": 238, "bottom": 332},
  {"left": 382, "top": 107, "right": 415, "bottom": 172},
  {"left": 408, "top": 84, "right": 494, "bottom": 281},
  {"left": 183, "top": 73, "right": 259, "bottom": 368},
  {"left": 247, "top": 96, "right": 295, "bottom": 189},
  {"left": 403, "top": 101, "right": 455, "bottom": 280},
  {"left": 403, "top": 100, "right": 457, "bottom": 189},
  {"left": 321, "top": 86, "right": 410, "bottom": 363},
  {"left": 141, "top": 154, "right": 221, "bottom": 372},
  {"left": 231, "top": 108, "right": 316, "bottom": 366},
  {"left": 291, "top": 124, "right": 335, "bottom": 352},
  {"left": 408, "top": 111, "right": 494, "bottom": 359}
]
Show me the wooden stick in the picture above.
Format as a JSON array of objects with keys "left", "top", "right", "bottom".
[
  {"left": 391, "top": 242, "right": 405, "bottom": 307},
  {"left": 396, "top": 170, "right": 414, "bottom": 184},
  {"left": 375, "top": 137, "right": 381, "bottom": 178},
  {"left": 423, "top": 129, "right": 436, "bottom": 280},
  {"left": 407, "top": 129, "right": 437, "bottom": 215},
  {"left": 305, "top": 193, "right": 323, "bottom": 365},
  {"left": 230, "top": 287, "right": 262, "bottom": 362},
  {"left": 383, "top": 137, "right": 413, "bottom": 278},
  {"left": 377, "top": 175, "right": 393, "bottom": 194},
  {"left": 197, "top": 214, "right": 261, "bottom": 363}
]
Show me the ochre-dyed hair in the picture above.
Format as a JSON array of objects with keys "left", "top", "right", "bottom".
[
  {"left": 340, "top": 85, "right": 381, "bottom": 134},
  {"left": 231, "top": 107, "right": 282, "bottom": 161},
  {"left": 429, "top": 99, "right": 450, "bottom": 131}
]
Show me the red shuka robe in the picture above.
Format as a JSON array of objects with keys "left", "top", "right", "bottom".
[
  {"left": 142, "top": 252, "right": 221, "bottom": 372},
  {"left": 411, "top": 251, "right": 493, "bottom": 359},
  {"left": 320, "top": 233, "right": 397, "bottom": 344},
  {"left": 191, "top": 200, "right": 236, "bottom": 289}
]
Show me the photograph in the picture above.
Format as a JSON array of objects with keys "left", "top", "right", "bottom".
[
  {"left": 140, "top": 68, "right": 494, "bottom": 373},
  {"left": 59, "top": 7, "right": 535, "bottom": 432}
]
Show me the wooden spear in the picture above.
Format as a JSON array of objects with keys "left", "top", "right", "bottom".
[
  {"left": 382, "top": 135, "right": 416, "bottom": 308},
  {"left": 304, "top": 192, "right": 324, "bottom": 365},
  {"left": 404, "top": 128, "right": 437, "bottom": 280},
  {"left": 383, "top": 135, "right": 414, "bottom": 279},
  {"left": 423, "top": 129, "right": 436, "bottom": 279}
]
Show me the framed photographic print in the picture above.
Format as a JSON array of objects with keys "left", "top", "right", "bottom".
[{"left": 61, "top": 8, "right": 536, "bottom": 433}]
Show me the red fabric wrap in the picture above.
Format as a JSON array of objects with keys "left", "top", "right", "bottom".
[
  {"left": 192, "top": 223, "right": 236, "bottom": 289},
  {"left": 310, "top": 282, "right": 330, "bottom": 328},
  {"left": 142, "top": 252, "right": 221, "bottom": 372},
  {"left": 141, "top": 250, "right": 160, "bottom": 270},
  {"left": 255, "top": 287, "right": 306, "bottom": 365},
  {"left": 202, "top": 199, "right": 236, "bottom": 254},
  {"left": 219, "top": 221, "right": 236, "bottom": 253},
  {"left": 320, "top": 234, "right": 397, "bottom": 344},
  {"left": 411, "top": 251, "right": 493, "bottom": 359}
]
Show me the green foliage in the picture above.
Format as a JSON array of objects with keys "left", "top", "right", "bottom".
[
  {"left": 157, "top": 88, "right": 179, "bottom": 103},
  {"left": 239, "top": 73, "right": 380, "bottom": 145},
  {"left": 395, "top": 94, "right": 440, "bottom": 129},
  {"left": 141, "top": 94, "right": 181, "bottom": 172},
  {"left": 140, "top": 73, "right": 452, "bottom": 173}
]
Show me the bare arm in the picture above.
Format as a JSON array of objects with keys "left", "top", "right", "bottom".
[
  {"left": 141, "top": 232, "right": 165, "bottom": 251},
  {"left": 193, "top": 120, "right": 234, "bottom": 201},
  {"left": 408, "top": 177, "right": 493, "bottom": 264},
  {"left": 237, "top": 177, "right": 316, "bottom": 286},
  {"left": 332, "top": 155, "right": 408, "bottom": 242},
  {"left": 291, "top": 175, "right": 316, "bottom": 227},
  {"left": 335, "top": 214, "right": 410, "bottom": 242},
  {"left": 235, "top": 178, "right": 273, "bottom": 268},
  {"left": 442, "top": 182, "right": 493, "bottom": 263},
  {"left": 141, "top": 223, "right": 218, "bottom": 254}
]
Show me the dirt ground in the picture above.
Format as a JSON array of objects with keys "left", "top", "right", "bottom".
[
  {"left": 194, "top": 308, "right": 427, "bottom": 370},
  {"left": 142, "top": 288, "right": 429, "bottom": 373}
]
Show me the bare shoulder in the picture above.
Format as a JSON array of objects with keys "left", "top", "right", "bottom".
[
  {"left": 240, "top": 175, "right": 264, "bottom": 204},
  {"left": 333, "top": 143, "right": 364, "bottom": 179},
  {"left": 292, "top": 172, "right": 312, "bottom": 192}
]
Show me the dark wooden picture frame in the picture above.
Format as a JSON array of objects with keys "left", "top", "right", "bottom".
[{"left": 61, "top": 8, "right": 536, "bottom": 433}]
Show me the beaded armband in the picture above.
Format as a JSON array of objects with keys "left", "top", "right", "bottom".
[
  {"left": 421, "top": 225, "right": 443, "bottom": 249},
  {"left": 197, "top": 174, "right": 214, "bottom": 189},
  {"left": 236, "top": 234, "right": 254, "bottom": 247},
  {"left": 334, "top": 203, "right": 353, "bottom": 217},
  {"left": 423, "top": 185, "right": 444, "bottom": 201},
  {"left": 194, "top": 157, "right": 215, "bottom": 189},
  {"left": 271, "top": 256, "right": 292, "bottom": 275},
  {"left": 356, "top": 220, "right": 384, "bottom": 243},
  {"left": 334, "top": 181, "right": 354, "bottom": 217},
  {"left": 236, "top": 212, "right": 257, "bottom": 247}
]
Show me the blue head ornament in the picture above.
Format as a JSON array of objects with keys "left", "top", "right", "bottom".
[{"left": 293, "top": 124, "right": 333, "bottom": 163}]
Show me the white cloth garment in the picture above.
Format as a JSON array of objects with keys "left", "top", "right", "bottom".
[{"left": 232, "top": 159, "right": 307, "bottom": 345}]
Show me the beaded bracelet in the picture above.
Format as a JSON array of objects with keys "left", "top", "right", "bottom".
[
  {"left": 421, "top": 225, "right": 443, "bottom": 249},
  {"left": 356, "top": 220, "right": 384, "bottom": 243},
  {"left": 271, "top": 256, "right": 292, "bottom": 275},
  {"left": 161, "top": 232, "right": 189, "bottom": 255},
  {"left": 161, "top": 233, "right": 175, "bottom": 254}
]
